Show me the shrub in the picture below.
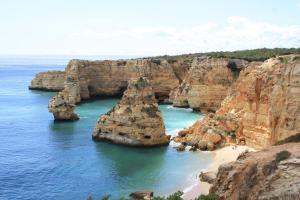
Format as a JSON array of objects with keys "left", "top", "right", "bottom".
[
  {"left": 274, "top": 133, "right": 300, "bottom": 145},
  {"left": 275, "top": 150, "right": 291, "bottom": 163},
  {"left": 195, "top": 193, "right": 219, "bottom": 200}
]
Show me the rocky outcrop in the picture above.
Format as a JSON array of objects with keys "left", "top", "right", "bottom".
[
  {"left": 171, "top": 57, "right": 247, "bottom": 112},
  {"left": 175, "top": 113, "right": 239, "bottom": 150},
  {"left": 209, "top": 143, "right": 300, "bottom": 200},
  {"left": 92, "top": 77, "right": 170, "bottom": 147},
  {"left": 48, "top": 89, "right": 79, "bottom": 121},
  {"left": 176, "top": 55, "right": 300, "bottom": 149},
  {"left": 29, "top": 70, "right": 65, "bottom": 91}
]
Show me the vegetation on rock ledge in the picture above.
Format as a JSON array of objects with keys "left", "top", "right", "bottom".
[{"left": 152, "top": 48, "right": 300, "bottom": 62}]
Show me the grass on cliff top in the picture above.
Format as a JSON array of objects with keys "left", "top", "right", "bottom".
[{"left": 150, "top": 47, "right": 300, "bottom": 62}]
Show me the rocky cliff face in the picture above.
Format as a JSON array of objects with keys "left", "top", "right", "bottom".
[
  {"left": 29, "top": 70, "right": 65, "bottom": 91},
  {"left": 209, "top": 143, "right": 300, "bottom": 200},
  {"left": 42, "top": 58, "right": 180, "bottom": 103},
  {"left": 177, "top": 55, "right": 300, "bottom": 150},
  {"left": 217, "top": 55, "right": 300, "bottom": 148},
  {"left": 92, "top": 77, "right": 170, "bottom": 147},
  {"left": 171, "top": 57, "right": 247, "bottom": 112}
]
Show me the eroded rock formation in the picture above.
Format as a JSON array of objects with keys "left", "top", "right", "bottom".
[
  {"left": 177, "top": 55, "right": 300, "bottom": 149},
  {"left": 29, "top": 70, "right": 65, "bottom": 91},
  {"left": 48, "top": 89, "right": 79, "bottom": 121},
  {"left": 171, "top": 57, "right": 247, "bottom": 112},
  {"left": 35, "top": 58, "right": 180, "bottom": 103},
  {"left": 175, "top": 113, "right": 240, "bottom": 150},
  {"left": 92, "top": 77, "right": 170, "bottom": 146},
  {"left": 209, "top": 143, "right": 300, "bottom": 200}
]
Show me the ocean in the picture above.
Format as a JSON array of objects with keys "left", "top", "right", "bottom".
[{"left": 0, "top": 56, "right": 212, "bottom": 200}]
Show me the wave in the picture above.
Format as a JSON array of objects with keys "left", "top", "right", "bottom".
[{"left": 166, "top": 105, "right": 193, "bottom": 112}]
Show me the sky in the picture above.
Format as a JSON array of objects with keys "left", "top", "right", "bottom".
[{"left": 0, "top": 0, "right": 300, "bottom": 56}]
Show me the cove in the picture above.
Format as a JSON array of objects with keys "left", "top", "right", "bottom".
[{"left": 0, "top": 57, "right": 212, "bottom": 200}]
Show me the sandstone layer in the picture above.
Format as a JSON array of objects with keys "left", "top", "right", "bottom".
[
  {"left": 29, "top": 70, "right": 65, "bottom": 91},
  {"left": 171, "top": 57, "right": 247, "bottom": 112},
  {"left": 176, "top": 55, "right": 300, "bottom": 149},
  {"left": 209, "top": 143, "right": 300, "bottom": 200},
  {"left": 92, "top": 77, "right": 170, "bottom": 147}
]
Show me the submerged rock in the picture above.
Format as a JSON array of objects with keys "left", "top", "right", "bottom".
[
  {"left": 176, "top": 144, "right": 186, "bottom": 151},
  {"left": 92, "top": 77, "right": 170, "bottom": 147}
]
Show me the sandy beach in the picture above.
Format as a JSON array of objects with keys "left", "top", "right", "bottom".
[{"left": 182, "top": 145, "right": 256, "bottom": 200}]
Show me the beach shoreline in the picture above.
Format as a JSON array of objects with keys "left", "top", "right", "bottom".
[{"left": 182, "top": 145, "right": 256, "bottom": 200}]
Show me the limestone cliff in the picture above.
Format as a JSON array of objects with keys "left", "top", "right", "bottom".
[
  {"left": 29, "top": 70, "right": 65, "bottom": 91},
  {"left": 92, "top": 77, "right": 170, "bottom": 147},
  {"left": 171, "top": 57, "right": 247, "bottom": 112},
  {"left": 209, "top": 143, "right": 300, "bottom": 200},
  {"left": 217, "top": 55, "right": 300, "bottom": 148},
  {"left": 177, "top": 55, "right": 300, "bottom": 150},
  {"left": 34, "top": 58, "right": 179, "bottom": 103}
]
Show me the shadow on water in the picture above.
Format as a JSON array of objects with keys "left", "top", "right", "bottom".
[
  {"left": 94, "top": 142, "right": 168, "bottom": 177},
  {"left": 48, "top": 120, "right": 78, "bottom": 147}
]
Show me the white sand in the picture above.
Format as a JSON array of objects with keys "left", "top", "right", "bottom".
[{"left": 182, "top": 145, "right": 255, "bottom": 200}]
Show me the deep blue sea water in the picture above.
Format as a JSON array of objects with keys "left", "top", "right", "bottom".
[{"left": 0, "top": 56, "right": 212, "bottom": 200}]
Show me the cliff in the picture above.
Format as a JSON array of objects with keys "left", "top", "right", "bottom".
[
  {"left": 29, "top": 70, "right": 65, "bottom": 91},
  {"left": 176, "top": 55, "right": 300, "bottom": 150},
  {"left": 31, "top": 58, "right": 180, "bottom": 102},
  {"left": 171, "top": 57, "right": 247, "bottom": 112},
  {"left": 92, "top": 77, "right": 170, "bottom": 147},
  {"left": 209, "top": 143, "right": 300, "bottom": 200}
]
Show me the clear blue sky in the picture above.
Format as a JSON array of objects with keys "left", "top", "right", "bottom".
[{"left": 0, "top": 0, "right": 300, "bottom": 56}]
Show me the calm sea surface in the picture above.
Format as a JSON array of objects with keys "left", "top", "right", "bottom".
[{"left": 0, "top": 56, "right": 212, "bottom": 200}]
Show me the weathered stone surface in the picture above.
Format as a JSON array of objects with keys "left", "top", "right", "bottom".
[
  {"left": 172, "top": 57, "right": 247, "bottom": 112},
  {"left": 176, "top": 55, "right": 300, "bottom": 149},
  {"left": 175, "top": 113, "right": 239, "bottom": 150},
  {"left": 209, "top": 143, "right": 300, "bottom": 200},
  {"left": 217, "top": 55, "right": 300, "bottom": 148},
  {"left": 48, "top": 89, "right": 79, "bottom": 121},
  {"left": 50, "top": 58, "right": 179, "bottom": 103},
  {"left": 92, "top": 77, "right": 170, "bottom": 146},
  {"left": 29, "top": 70, "right": 65, "bottom": 91},
  {"left": 199, "top": 171, "right": 216, "bottom": 184}
]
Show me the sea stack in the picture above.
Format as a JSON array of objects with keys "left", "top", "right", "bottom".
[
  {"left": 92, "top": 77, "right": 170, "bottom": 146},
  {"left": 48, "top": 89, "right": 79, "bottom": 121}
]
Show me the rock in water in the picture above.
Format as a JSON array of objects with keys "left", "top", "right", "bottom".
[
  {"left": 48, "top": 89, "right": 79, "bottom": 121},
  {"left": 92, "top": 77, "right": 170, "bottom": 147}
]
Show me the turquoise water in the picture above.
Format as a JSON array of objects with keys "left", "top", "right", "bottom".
[{"left": 0, "top": 57, "right": 211, "bottom": 200}]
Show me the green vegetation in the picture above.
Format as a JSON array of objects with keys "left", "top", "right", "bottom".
[
  {"left": 152, "top": 191, "right": 183, "bottom": 200},
  {"left": 275, "top": 150, "right": 291, "bottom": 163},
  {"left": 90, "top": 191, "right": 219, "bottom": 200},
  {"left": 153, "top": 48, "right": 300, "bottom": 62},
  {"left": 274, "top": 133, "right": 300, "bottom": 145}
]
